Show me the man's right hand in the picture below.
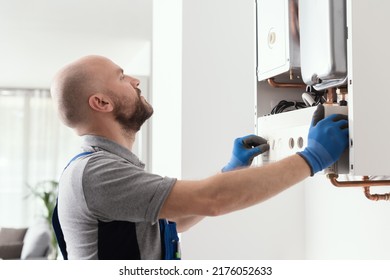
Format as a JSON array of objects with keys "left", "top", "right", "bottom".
[
  {"left": 221, "top": 134, "right": 270, "bottom": 172},
  {"left": 297, "top": 104, "right": 349, "bottom": 176}
]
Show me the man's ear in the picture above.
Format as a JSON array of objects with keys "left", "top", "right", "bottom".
[{"left": 88, "top": 93, "right": 114, "bottom": 112}]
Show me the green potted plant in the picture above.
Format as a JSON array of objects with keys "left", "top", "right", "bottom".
[{"left": 26, "top": 180, "right": 59, "bottom": 259}]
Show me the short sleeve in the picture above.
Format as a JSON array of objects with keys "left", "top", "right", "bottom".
[{"left": 82, "top": 153, "right": 176, "bottom": 223}]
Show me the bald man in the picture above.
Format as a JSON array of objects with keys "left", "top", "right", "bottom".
[{"left": 50, "top": 55, "right": 349, "bottom": 260}]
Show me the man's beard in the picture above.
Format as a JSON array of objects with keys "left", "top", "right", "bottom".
[{"left": 114, "top": 94, "right": 153, "bottom": 132}]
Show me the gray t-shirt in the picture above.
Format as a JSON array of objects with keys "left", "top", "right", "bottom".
[{"left": 58, "top": 135, "right": 176, "bottom": 259}]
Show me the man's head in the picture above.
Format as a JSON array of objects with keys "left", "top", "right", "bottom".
[{"left": 50, "top": 55, "right": 153, "bottom": 134}]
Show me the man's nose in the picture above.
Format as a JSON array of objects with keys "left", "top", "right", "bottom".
[{"left": 128, "top": 76, "right": 140, "bottom": 88}]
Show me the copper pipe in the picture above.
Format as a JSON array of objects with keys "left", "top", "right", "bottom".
[
  {"left": 267, "top": 78, "right": 306, "bottom": 89},
  {"left": 326, "top": 88, "right": 336, "bottom": 104},
  {"left": 289, "top": 0, "right": 299, "bottom": 39},
  {"left": 328, "top": 174, "right": 390, "bottom": 188},
  {"left": 364, "top": 187, "right": 390, "bottom": 201},
  {"left": 328, "top": 174, "right": 390, "bottom": 201}
]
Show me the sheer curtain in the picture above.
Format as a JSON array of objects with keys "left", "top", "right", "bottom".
[{"left": 0, "top": 89, "right": 82, "bottom": 227}]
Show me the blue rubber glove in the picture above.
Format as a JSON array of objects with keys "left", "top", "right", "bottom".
[
  {"left": 297, "top": 104, "right": 349, "bottom": 176},
  {"left": 222, "top": 134, "right": 270, "bottom": 172}
]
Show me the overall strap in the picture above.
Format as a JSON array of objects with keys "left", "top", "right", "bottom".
[
  {"left": 159, "top": 219, "right": 181, "bottom": 260},
  {"left": 52, "top": 151, "right": 93, "bottom": 260},
  {"left": 63, "top": 151, "right": 95, "bottom": 170}
]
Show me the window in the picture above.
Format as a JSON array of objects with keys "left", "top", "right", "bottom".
[{"left": 0, "top": 89, "right": 81, "bottom": 227}]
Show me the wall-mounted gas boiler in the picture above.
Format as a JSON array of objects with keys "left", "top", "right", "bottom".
[{"left": 255, "top": 0, "right": 390, "bottom": 200}]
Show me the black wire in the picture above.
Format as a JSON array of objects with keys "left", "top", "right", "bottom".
[
  {"left": 269, "top": 88, "right": 326, "bottom": 115},
  {"left": 270, "top": 100, "right": 307, "bottom": 115}
]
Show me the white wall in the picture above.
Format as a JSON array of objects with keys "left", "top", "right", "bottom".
[
  {"left": 150, "top": 0, "right": 182, "bottom": 178},
  {"left": 0, "top": 0, "right": 152, "bottom": 88},
  {"left": 0, "top": 33, "right": 150, "bottom": 88},
  {"left": 305, "top": 176, "right": 390, "bottom": 259}
]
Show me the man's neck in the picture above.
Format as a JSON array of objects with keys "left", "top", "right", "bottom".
[
  {"left": 78, "top": 123, "right": 136, "bottom": 151},
  {"left": 116, "top": 129, "right": 136, "bottom": 151}
]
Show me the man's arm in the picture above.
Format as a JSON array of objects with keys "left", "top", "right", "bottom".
[{"left": 160, "top": 154, "right": 310, "bottom": 220}]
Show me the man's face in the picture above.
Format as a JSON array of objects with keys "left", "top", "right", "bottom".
[{"left": 103, "top": 59, "right": 154, "bottom": 132}]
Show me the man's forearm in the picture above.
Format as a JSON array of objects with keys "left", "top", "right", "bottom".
[
  {"left": 204, "top": 154, "right": 311, "bottom": 216},
  {"left": 160, "top": 154, "right": 311, "bottom": 219}
]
